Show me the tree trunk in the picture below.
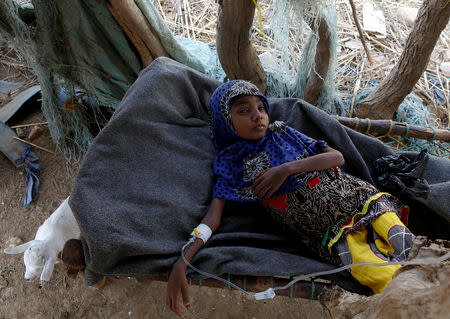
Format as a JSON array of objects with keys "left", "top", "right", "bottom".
[
  {"left": 107, "top": 0, "right": 168, "bottom": 68},
  {"left": 355, "top": 0, "right": 450, "bottom": 120},
  {"left": 304, "top": 17, "right": 331, "bottom": 103},
  {"left": 216, "top": 0, "right": 266, "bottom": 92}
]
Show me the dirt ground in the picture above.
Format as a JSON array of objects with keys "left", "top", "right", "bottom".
[{"left": 0, "top": 105, "right": 329, "bottom": 318}]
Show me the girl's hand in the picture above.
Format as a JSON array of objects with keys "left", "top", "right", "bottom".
[
  {"left": 166, "top": 260, "right": 190, "bottom": 316},
  {"left": 251, "top": 165, "right": 289, "bottom": 199}
]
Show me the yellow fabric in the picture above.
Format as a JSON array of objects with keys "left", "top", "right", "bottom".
[
  {"left": 373, "top": 212, "right": 402, "bottom": 256},
  {"left": 327, "top": 192, "right": 391, "bottom": 252},
  {"left": 345, "top": 213, "right": 406, "bottom": 294},
  {"left": 374, "top": 236, "right": 393, "bottom": 257},
  {"left": 372, "top": 212, "right": 404, "bottom": 241}
]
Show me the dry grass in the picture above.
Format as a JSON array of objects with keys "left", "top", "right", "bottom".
[{"left": 0, "top": 40, "right": 36, "bottom": 84}]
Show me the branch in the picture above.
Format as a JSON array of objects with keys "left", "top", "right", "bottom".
[
  {"left": 348, "top": 0, "right": 373, "bottom": 64},
  {"left": 355, "top": 0, "right": 450, "bottom": 120},
  {"left": 216, "top": 0, "right": 266, "bottom": 92},
  {"left": 304, "top": 16, "right": 331, "bottom": 103},
  {"left": 337, "top": 116, "right": 450, "bottom": 142},
  {"left": 107, "top": 0, "right": 168, "bottom": 68}
]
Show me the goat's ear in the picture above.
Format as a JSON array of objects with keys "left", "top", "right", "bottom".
[
  {"left": 40, "top": 254, "right": 56, "bottom": 281},
  {"left": 3, "top": 240, "right": 38, "bottom": 254}
]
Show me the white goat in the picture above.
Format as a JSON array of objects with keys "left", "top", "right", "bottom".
[{"left": 4, "top": 196, "right": 81, "bottom": 281}]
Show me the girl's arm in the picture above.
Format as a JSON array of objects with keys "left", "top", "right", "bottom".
[
  {"left": 282, "top": 146, "right": 344, "bottom": 174},
  {"left": 166, "top": 197, "right": 226, "bottom": 315},
  {"left": 252, "top": 146, "right": 344, "bottom": 198}
]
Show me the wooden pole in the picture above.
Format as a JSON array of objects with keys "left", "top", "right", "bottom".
[
  {"left": 355, "top": 0, "right": 450, "bottom": 120},
  {"left": 348, "top": 0, "right": 373, "bottom": 64},
  {"left": 127, "top": 274, "right": 331, "bottom": 300},
  {"left": 336, "top": 116, "right": 450, "bottom": 142},
  {"left": 13, "top": 136, "right": 56, "bottom": 154}
]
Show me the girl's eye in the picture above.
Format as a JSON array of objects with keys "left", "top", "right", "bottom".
[
  {"left": 258, "top": 106, "right": 265, "bottom": 112},
  {"left": 238, "top": 108, "right": 249, "bottom": 114}
]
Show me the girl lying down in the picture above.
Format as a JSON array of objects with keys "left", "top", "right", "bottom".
[{"left": 166, "top": 80, "right": 414, "bottom": 315}]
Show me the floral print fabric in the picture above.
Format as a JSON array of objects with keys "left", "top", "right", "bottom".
[{"left": 261, "top": 168, "right": 408, "bottom": 265}]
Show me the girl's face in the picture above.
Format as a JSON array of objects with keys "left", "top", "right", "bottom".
[{"left": 230, "top": 95, "right": 269, "bottom": 140}]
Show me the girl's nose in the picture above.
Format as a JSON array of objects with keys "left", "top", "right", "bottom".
[{"left": 251, "top": 109, "right": 263, "bottom": 120}]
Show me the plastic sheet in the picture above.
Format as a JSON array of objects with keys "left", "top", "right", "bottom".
[
  {"left": 373, "top": 149, "right": 430, "bottom": 198},
  {"left": 0, "top": 121, "right": 41, "bottom": 206}
]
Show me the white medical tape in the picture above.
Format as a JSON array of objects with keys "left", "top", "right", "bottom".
[{"left": 190, "top": 223, "right": 212, "bottom": 244}]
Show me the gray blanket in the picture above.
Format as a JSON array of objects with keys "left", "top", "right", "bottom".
[{"left": 70, "top": 57, "right": 450, "bottom": 292}]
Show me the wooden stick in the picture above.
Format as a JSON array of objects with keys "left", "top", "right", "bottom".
[
  {"left": 186, "top": 0, "right": 196, "bottom": 40},
  {"left": 13, "top": 137, "right": 56, "bottom": 154},
  {"left": 337, "top": 51, "right": 358, "bottom": 63},
  {"left": 336, "top": 116, "right": 450, "bottom": 142},
  {"left": 192, "top": 1, "right": 210, "bottom": 27},
  {"left": 125, "top": 274, "right": 332, "bottom": 300},
  {"left": 180, "top": 0, "right": 186, "bottom": 37},
  {"left": 165, "top": 20, "right": 216, "bottom": 35},
  {"left": 182, "top": 0, "right": 190, "bottom": 39},
  {"left": 0, "top": 60, "right": 31, "bottom": 68},
  {"left": 348, "top": 0, "right": 373, "bottom": 64},
  {"left": 10, "top": 122, "right": 48, "bottom": 129},
  {"left": 365, "top": 34, "right": 398, "bottom": 54},
  {"left": 351, "top": 59, "right": 365, "bottom": 116},
  {"left": 156, "top": 0, "right": 167, "bottom": 22}
]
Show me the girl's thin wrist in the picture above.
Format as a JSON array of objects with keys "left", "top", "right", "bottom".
[
  {"left": 281, "top": 162, "right": 293, "bottom": 177},
  {"left": 175, "top": 259, "right": 188, "bottom": 271}
]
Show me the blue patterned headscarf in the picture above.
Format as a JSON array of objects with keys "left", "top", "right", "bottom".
[{"left": 209, "top": 80, "right": 327, "bottom": 202}]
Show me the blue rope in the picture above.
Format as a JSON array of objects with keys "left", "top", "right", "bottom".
[{"left": 429, "top": 126, "right": 437, "bottom": 141}]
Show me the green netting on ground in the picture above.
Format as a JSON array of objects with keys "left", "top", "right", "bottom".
[
  {"left": 393, "top": 94, "right": 449, "bottom": 157},
  {"left": 383, "top": 133, "right": 450, "bottom": 158}
]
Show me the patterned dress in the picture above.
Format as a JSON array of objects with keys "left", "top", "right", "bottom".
[{"left": 260, "top": 167, "right": 409, "bottom": 266}]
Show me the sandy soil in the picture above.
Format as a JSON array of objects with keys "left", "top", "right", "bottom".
[{"left": 0, "top": 106, "right": 328, "bottom": 318}]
